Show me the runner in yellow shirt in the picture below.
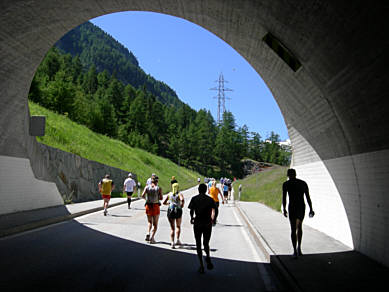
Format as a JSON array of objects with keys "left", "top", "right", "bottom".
[{"left": 98, "top": 174, "right": 115, "bottom": 216}]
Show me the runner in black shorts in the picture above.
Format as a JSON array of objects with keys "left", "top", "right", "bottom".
[
  {"left": 282, "top": 169, "right": 314, "bottom": 258},
  {"left": 123, "top": 173, "right": 137, "bottom": 209},
  {"left": 222, "top": 182, "right": 229, "bottom": 203},
  {"left": 188, "top": 183, "right": 216, "bottom": 274},
  {"left": 163, "top": 182, "right": 184, "bottom": 249}
]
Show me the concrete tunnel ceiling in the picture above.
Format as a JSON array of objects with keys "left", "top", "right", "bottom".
[{"left": 0, "top": 1, "right": 388, "bottom": 266}]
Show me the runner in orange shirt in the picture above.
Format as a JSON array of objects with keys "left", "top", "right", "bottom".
[{"left": 208, "top": 181, "right": 224, "bottom": 225}]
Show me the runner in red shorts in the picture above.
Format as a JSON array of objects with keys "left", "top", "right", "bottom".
[
  {"left": 141, "top": 176, "right": 163, "bottom": 244},
  {"left": 98, "top": 174, "right": 115, "bottom": 216}
]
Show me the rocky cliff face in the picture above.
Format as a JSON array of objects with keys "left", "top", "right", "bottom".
[{"left": 241, "top": 159, "right": 272, "bottom": 176}]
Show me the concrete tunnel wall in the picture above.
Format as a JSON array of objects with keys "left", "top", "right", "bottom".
[{"left": 0, "top": 1, "right": 388, "bottom": 266}]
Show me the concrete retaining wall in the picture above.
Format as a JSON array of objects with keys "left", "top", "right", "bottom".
[
  {"left": 40, "top": 143, "right": 134, "bottom": 203},
  {"left": 31, "top": 142, "right": 135, "bottom": 204}
]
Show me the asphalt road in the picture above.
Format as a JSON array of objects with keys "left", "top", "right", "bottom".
[{"left": 0, "top": 187, "right": 281, "bottom": 292}]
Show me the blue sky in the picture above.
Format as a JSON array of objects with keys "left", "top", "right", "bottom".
[{"left": 91, "top": 11, "right": 288, "bottom": 140}]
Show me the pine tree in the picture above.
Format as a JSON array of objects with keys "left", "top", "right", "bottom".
[
  {"left": 106, "top": 77, "right": 124, "bottom": 123},
  {"left": 249, "top": 132, "right": 262, "bottom": 161},
  {"left": 98, "top": 97, "right": 117, "bottom": 137},
  {"left": 83, "top": 65, "right": 98, "bottom": 94},
  {"left": 40, "top": 48, "right": 61, "bottom": 81}
]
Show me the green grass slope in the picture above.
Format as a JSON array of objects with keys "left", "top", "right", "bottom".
[
  {"left": 233, "top": 165, "right": 288, "bottom": 211},
  {"left": 29, "top": 101, "right": 202, "bottom": 193}
]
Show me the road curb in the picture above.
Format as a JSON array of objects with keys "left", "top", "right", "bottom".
[
  {"left": 0, "top": 198, "right": 140, "bottom": 238},
  {"left": 235, "top": 202, "right": 303, "bottom": 292},
  {"left": 0, "top": 185, "right": 199, "bottom": 239}
]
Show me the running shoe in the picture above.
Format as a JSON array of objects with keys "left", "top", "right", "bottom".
[
  {"left": 205, "top": 257, "right": 214, "bottom": 270},
  {"left": 175, "top": 239, "right": 182, "bottom": 246},
  {"left": 103, "top": 209, "right": 107, "bottom": 216},
  {"left": 171, "top": 242, "right": 175, "bottom": 249},
  {"left": 145, "top": 234, "right": 150, "bottom": 241},
  {"left": 149, "top": 238, "right": 156, "bottom": 244}
]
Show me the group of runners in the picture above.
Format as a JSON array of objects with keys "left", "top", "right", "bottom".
[
  {"left": 98, "top": 173, "right": 138, "bottom": 216},
  {"left": 140, "top": 173, "right": 184, "bottom": 248},
  {"left": 139, "top": 174, "right": 217, "bottom": 273},
  {"left": 98, "top": 168, "right": 315, "bottom": 272},
  {"left": 205, "top": 177, "right": 233, "bottom": 202},
  {"left": 97, "top": 173, "right": 219, "bottom": 273}
]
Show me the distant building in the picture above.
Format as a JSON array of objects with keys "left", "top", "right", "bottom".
[
  {"left": 278, "top": 139, "right": 291, "bottom": 147},
  {"left": 264, "top": 138, "right": 291, "bottom": 151}
]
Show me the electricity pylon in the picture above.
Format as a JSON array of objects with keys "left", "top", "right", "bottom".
[{"left": 210, "top": 73, "right": 233, "bottom": 124}]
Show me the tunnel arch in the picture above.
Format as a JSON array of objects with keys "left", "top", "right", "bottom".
[{"left": 0, "top": 0, "right": 387, "bottom": 266}]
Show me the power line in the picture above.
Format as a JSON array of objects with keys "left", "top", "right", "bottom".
[{"left": 210, "top": 73, "right": 233, "bottom": 124}]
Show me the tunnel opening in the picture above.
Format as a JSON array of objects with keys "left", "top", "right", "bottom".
[
  {"left": 23, "top": 9, "right": 355, "bottom": 254},
  {"left": 0, "top": 1, "right": 387, "bottom": 267}
]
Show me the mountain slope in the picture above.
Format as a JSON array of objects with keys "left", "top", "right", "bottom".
[{"left": 55, "top": 21, "right": 183, "bottom": 108}]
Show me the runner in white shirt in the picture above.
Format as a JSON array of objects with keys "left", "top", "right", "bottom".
[
  {"left": 123, "top": 173, "right": 137, "bottom": 209},
  {"left": 146, "top": 173, "right": 156, "bottom": 186}
]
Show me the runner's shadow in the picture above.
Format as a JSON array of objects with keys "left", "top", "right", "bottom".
[
  {"left": 132, "top": 207, "right": 145, "bottom": 211},
  {"left": 110, "top": 214, "right": 132, "bottom": 218},
  {"left": 222, "top": 204, "right": 236, "bottom": 208},
  {"left": 215, "top": 223, "right": 243, "bottom": 227},
  {"left": 154, "top": 241, "right": 217, "bottom": 252}
]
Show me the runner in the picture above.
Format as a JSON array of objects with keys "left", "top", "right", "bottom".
[
  {"left": 171, "top": 176, "right": 177, "bottom": 185},
  {"left": 227, "top": 179, "right": 232, "bottom": 200},
  {"left": 141, "top": 176, "right": 163, "bottom": 244},
  {"left": 98, "top": 174, "right": 115, "bottom": 216},
  {"left": 223, "top": 182, "right": 229, "bottom": 203},
  {"left": 208, "top": 181, "right": 224, "bottom": 225},
  {"left": 188, "top": 183, "right": 216, "bottom": 274},
  {"left": 163, "top": 182, "right": 184, "bottom": 248},
  {"left": 146, "top": 173, "right": 156, "bottom": 186},
  {"left": 207, "top": 178, "right": 213, "bottom": 191},
  {"left": 123, "top": 173, "right": 137, "bottom": 209},
  {"left": 282, "top": 168, "right": 314, "bottom": 257}
]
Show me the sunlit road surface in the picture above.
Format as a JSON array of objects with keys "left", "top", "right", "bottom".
[{"left": 0, "top": 187, "right": 280, "bottom": 291}]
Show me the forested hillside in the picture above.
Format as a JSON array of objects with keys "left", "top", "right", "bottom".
[
  {"left": 55, "top": 21, "right": 182, "bottom": 107},
  {"left": 29, "top": 101, "right": 201, "bottom": 193},
  {"left": 29, "top": 21, "right": 291, "bottom": 179}
]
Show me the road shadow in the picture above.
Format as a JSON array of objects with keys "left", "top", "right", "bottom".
[
  {"left": 0, "top": 219, "right": 279, "bottom": 292},
  {"left": 272, "top": 251, "right": 389, "bottom": 292}
]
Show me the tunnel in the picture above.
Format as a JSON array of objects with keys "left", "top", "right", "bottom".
[{"left": 0, "top": 0, "right": 388, "bottom": 267}]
